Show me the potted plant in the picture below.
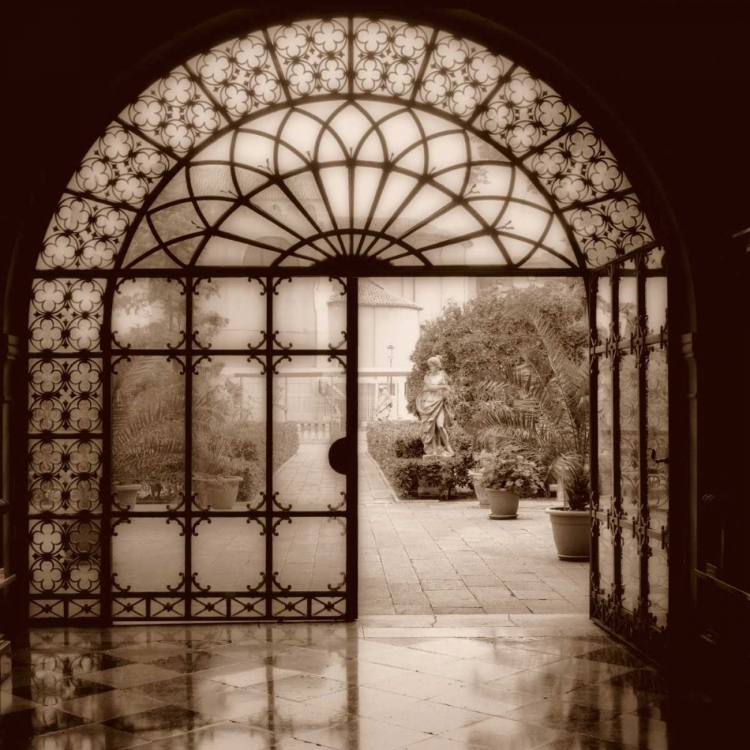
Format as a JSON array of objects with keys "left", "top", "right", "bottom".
[
  {"left": 546, "top": 460, "right": 590, "bottom": 560},
  {"left": 112, "top": 357, "right": 186, "bottom": 506},
  {"left": 479, "top": 451, "right": 545, "bottom": 519},
  {"left": 470, "top": 449, "right": 497, "bottom": 508},
  {"left": 193, "top": 474, "right": 243, "bottom": 510},
  {"left": 468, "top": 466, "right": 488, "bottom": 507},
  {"left": 112, "top": 480, "right": 142, "bottom": 509},
  {"left": 192, "top": 442, "right": 245, "bottom": 511},
  {"left": 471, "top": 315, "right": 591, "bottom": 555}
]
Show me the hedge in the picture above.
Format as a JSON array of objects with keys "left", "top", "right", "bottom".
[
  {"left": 205, "top": 421, "right": 300, "bottom": 505},
  {"left": 367, "top": 420, "right": 475, "bottom": 500}
]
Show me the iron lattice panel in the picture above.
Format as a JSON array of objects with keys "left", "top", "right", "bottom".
[
  {"left": 25, "top": 14, "right": 667, "bottom": 625},
  {"left": 27, "top": 272, "right": 357, "bottom": 623},
  {"left": 588, "top": 247, "right": 669, "bottom": 660}
]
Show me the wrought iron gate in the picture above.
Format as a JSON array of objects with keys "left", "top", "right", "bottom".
[
  {"left": 28, "top": 273, "right": 358, "bottom": 622},
  {"left": 23, "top": 13, "right": 674, "bottom": 629},
  {"left": 588, "top": 248, "right": 669, "bottom": 659}
]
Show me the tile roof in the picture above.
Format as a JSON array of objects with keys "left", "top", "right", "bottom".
[{"left": 329, "top": 279, "right": 422, "bottom": 309}]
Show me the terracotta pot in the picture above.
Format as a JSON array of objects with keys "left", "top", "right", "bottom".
[
  {"left": 113, "top": 483, "right": 140, "bottom": 508},
  {"left": 194, "top": 476, "right": 242, "bottom": 510},
  {"left": 468, "top": 470, "right": 489, "bottom": 508},
  {"left": 546, "top": 507, "right": 590, "bottom": 560},
  {"left": 485, "top": 488, "right": 519, "bottom": 519}
]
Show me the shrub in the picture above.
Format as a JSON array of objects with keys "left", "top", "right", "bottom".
[
  {"left": 232, "top": 421, "right": 300, "bottom": 503},
  {"left": 198, "top": 421, "right": 301, "bottom": 506},
  {"left": 405, "top": 279, "right": 588, "bottom": 423},
  {"left": 273, "top": 422, "right": 301, "bottom": 472},
  {"left": 477, "top": 450, "right": 545, "bottom": 498},
  {"left": 367, "top": 421, "right": 475, "bottom": 499},
  {"left": 367, "top": 421, "right": 421, "bottom": 465}
]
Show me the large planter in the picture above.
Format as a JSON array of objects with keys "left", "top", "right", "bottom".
[
  {"left": 113, "top": 483, "right": 140, "bottom": 508},
  {"left": 485, "top": 488, "right": 519, "bottom": 519},
  {"left": 194, "top": 476, "right": 242, "bottom": 510},
  {"left": 468, "top": 470, "right": 489, "bottom": 508},
  {"left": 546, "top": 507, "right": 590, "bottom": 561}
]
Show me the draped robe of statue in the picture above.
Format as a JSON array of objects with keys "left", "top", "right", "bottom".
[{"left": 415, "top": 369, "right": 455, "bottom": 456}]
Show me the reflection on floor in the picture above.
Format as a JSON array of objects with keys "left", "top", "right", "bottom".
[{"left": 0, "top": 614, "right": 694, "bottom": 749}]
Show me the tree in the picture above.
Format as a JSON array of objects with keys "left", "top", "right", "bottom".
[
  {"left": 406, "top": 279, "right": 587, "bottom": 423},
  {"left": 471, "top": 315, "right": 590, "bottom": 508}
]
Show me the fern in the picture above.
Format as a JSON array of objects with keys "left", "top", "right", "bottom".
[{"left": 471, "top": 315, "right": 590, "bottom": 509}]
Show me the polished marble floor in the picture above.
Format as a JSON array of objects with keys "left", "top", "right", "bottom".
[{"left": 0, "top": 614, "right": 707, "bottom": 749}]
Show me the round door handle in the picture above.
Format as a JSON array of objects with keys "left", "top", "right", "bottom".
[
  {"left": 701, "top": 493, "right": 720, "bottom": 508},
  {"left": 328, "top": 437, "right": 349, "bottom": 475}
]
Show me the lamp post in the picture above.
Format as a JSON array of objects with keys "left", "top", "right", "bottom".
[{"left": 387, "top": 343, "right": 394, "bottom": 392}]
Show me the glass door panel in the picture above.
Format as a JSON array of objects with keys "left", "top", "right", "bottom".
[
  {"left": 108, "top": 273, "right": 355, "bottom": 621},
  {"left": 590, "top": 262, "right": 670, "bottom": 659},
  {"left": 273, "top": 355, "right": 347, "bottom": 512}
]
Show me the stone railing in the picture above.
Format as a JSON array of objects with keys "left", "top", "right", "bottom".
[{"left": 296, "top": 421, "right": 343, "bottom": 443}]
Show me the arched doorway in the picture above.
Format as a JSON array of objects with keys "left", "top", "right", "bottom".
[{"left": 20, "top": 13, "right": 676, "bottom": 660}]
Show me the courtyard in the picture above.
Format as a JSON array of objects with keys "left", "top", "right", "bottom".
[{"left": 359, "top": 440, "right": 589, "bottom": 617}]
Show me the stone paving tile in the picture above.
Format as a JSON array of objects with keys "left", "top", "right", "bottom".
[
  {"left": 116, "top": 440, "right": 592, "bottom": 619},
  {"left": 359, "top": 441, "right": 589, "bottom": 616},
  {"left": 483, "top": 602, "right": 534, "bottom": 614},
  {"left": 424, "top": 589, "right": 482, "bottom": 608},
  {"left": 421, "top": 580, "right": 471, "bottom": 591}
]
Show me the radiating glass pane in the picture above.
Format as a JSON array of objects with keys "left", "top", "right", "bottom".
[
  {"left": 619, "top": 353, "right": 639, "bottom": 514},
  {"left": 112, "top": 356, "right": 185, "bottom": 506},
  {"left": 111, "top": 518, "right": 184, "bottom": 592},
  {"left": 197, "top": 236, "right": 280, "bottom": 267},
  {"left": 192, "top": 356, "right": 266, "bottom": 512},
  {"left": 597, "top": 362, "right": 613, "bottom": 497},
  {"left": 191, "top": 517, "right": 265, "bottom": 592},
  {"left": 193, "top": 277, "right": 266, "bottom": 350},
  {"left": 273, "top": 278, "right": 347, "bottom": 350},
  {"left": 273, "top": 516, "right": 346, "bottom": 592},
  {"left": 111, "top": 277, "right": 186, "bottom": 349},
  {"left": 273, "top": 355, "right": 346, "bottom": 512}
]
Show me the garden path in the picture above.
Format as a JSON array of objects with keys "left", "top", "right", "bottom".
[
  {"left": 114, "top": 440, "right": 588, "bottom": 615},
  {"left": 353, "top": 435, "right": 589, "bottom": 616}
]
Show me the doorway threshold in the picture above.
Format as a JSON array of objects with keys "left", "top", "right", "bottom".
[{"left": 357, "top": 613, "right": 600, "bottom": 639}]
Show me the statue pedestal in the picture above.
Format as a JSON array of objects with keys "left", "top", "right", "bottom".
[{"left": 418, "top": 454, "right": 455, "bottom": 500}]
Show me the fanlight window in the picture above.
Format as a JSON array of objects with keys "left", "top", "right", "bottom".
[{"left": 39, "top": 17, "right": 662, "bottom": 273}]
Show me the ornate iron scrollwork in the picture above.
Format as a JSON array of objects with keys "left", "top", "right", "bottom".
[
  {"left": 25, "top": 14, "right": 668, "bottom": 632},
  {"left": 327, "top": 492, "right": 346, "bottom": 512},
  {"left": 272, "top": 571, "right": 292, "bottom": 593},
  {"left": 327, "top": 573, "right": 346, "bottom": 593}
]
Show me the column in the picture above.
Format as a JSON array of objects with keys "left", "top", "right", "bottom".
[{"left": 0, "top": 334, "right": 18, "bottom": 683}]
